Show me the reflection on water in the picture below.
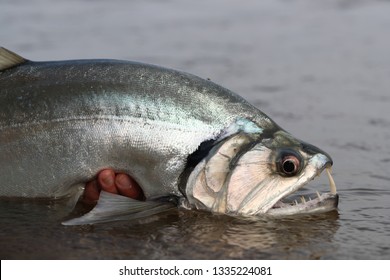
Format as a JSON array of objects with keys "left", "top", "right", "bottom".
[{"left": 0, "top": 199, "right": 340, "bottom": 259}]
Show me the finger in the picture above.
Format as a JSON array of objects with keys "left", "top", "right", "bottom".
[
  {"left": 83, "top": 180, "right": 100, "bottom": 204},
  {"left": 115, "top": 173, "right": 145, "bottom": 200},
  {"left": 98, "top": 169, "right": 118, "bottom": 194}
]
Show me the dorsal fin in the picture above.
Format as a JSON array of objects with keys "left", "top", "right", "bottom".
[{"left": 0, "top": 47, "right": 27, "bottom": 71}]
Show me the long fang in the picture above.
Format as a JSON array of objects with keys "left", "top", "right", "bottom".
[{"left": 326, "top": 168, "right": 337, "bottom": 195}]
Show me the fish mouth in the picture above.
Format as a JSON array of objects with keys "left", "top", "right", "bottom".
[{"left": 266, "top": 168, "right": 339, "bottom": 216}]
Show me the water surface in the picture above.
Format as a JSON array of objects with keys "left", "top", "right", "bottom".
[{"left": 1, "top": 0, "right": 389, "bottom": 259}]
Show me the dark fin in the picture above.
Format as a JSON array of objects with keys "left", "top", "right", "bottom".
[
  {"left": 0, "top": 47, "right": 28, "bottom": 71},
  {"left": 178, "top": 138, "right": 216, "bottom": 195},
  {"left": 62, "top": 191, "right": 176, "bottom": 225}
]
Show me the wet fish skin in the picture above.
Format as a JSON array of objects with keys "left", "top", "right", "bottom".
[
  {"left": 0, "top": 55, "right": 276, "bottom": 199},
  {"left": 0, "top": 48, "right": 337, "bottom": 224}
]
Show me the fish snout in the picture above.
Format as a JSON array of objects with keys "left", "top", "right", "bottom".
[{"left": 301, "top": 141, "right": 333, "bottom": 168}]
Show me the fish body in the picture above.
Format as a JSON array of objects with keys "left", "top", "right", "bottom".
[
  {"left": 0, "top": 53, "right": 273, "bottom": 199},
  {"left": 0, "top": 48, "right": 338, "bottom": 224}
]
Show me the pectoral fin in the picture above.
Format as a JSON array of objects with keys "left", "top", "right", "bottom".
[{"left": 62, "top": 191, "right": 176, "bottom": 225}]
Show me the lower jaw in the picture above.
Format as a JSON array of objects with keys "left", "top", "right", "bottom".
[{"left": 266, "top": 193, "right": 339, "bottom": 216}]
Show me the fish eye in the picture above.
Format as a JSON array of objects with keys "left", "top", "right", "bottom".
[{"left": 277, "top": 151, "right": 302, "bottom": 177}]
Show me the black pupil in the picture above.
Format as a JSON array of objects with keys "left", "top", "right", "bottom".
[{"left": 283, "top": 160, "right": 296, "bottom": 174}]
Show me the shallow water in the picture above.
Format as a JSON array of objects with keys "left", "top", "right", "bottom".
[{"left": 1, "top": 0, "right": 390, "bottom": 259}]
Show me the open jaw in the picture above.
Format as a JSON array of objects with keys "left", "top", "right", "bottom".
[{"left": 266, "top": 168, "right": 339, "bottom": 216}]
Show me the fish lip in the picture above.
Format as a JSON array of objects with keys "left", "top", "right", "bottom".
[{"left": 265, "top": 165, "right": 339, "bottom": 216}]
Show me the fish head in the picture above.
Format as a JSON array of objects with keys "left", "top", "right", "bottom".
[{"left": 185, "top": 127, "right": 338, "bottom": 216}]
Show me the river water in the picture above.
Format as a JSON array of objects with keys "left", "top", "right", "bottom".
[{"left": 1, "top": 0, "right": 389, "bottom": 259}]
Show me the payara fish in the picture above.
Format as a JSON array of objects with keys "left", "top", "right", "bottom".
[{"left": 0, "top": 47, "right": 338, "bottom": 225}]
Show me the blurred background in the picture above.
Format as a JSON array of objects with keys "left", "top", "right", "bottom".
[{"left": 1, "top": 0, "right": 390, "bottom": 259}]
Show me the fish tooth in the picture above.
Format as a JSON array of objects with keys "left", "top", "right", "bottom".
[
  {"left": 326, "top": 168, "right": 337, "bottom": 195},
  {"left": 316, "top": 191, "right": 321, "bottom": 200},
  {"left": 294, "top": 200, "right": 299, "bottom": 205},
  {"left": 301, "top": 196, "right": 306, "bottom": 204}
]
